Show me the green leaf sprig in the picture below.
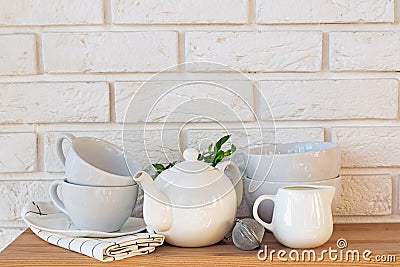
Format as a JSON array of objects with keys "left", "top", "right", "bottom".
[
  {"left": 150, "top": 135, "right": 236, "bottom": 178},
  {"left": 151, "top": 161, "right": 177, "bottom": 178},
  {"left": 197, "top": 135, "right": 236, "bottom": 167}
]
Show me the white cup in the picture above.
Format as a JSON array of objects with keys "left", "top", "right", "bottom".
[
  {"left": 49, "top": 180, "right": 138, "bottom": 232},
  {"left": 57, "top": 133, "right": 139, "bottom": 186}
]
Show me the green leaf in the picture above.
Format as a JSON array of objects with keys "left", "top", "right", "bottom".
[
  {"left": 223, "top": 150, "right": 232, "bottom": 156},
  {"left": 152, "top": 163, "right": 165, "bottom": 170},
  {"left": 152, "top": 133, "right": 237, "bottom": 172},
  {"left": 203, "top": 155, "right": 213, "bottom": 163},
  {"left": 166, "top": 161, "right": 177, "bottom": 169},
  {"left": 212, "top": 150, "right": 225, "bottom": 166},
  {"left": 215, "top": 135, "right": 230, "bottom": 151}
]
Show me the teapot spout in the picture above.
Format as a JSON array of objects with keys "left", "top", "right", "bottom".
[
  {"left": 133, "top": 171, "right": 170, "bottom": 203},
  {"left": 133, "top": 171, "right": 172, "bottom": 232}
]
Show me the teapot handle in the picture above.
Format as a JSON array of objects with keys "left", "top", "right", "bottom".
[
  {"left": 253, "top": 195, "right": 275, "bottom": 232},
  {"left": 216, "top": 161, "right": 243, "bottom": 207}
]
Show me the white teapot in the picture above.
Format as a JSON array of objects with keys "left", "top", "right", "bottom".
[{"left": 133, "top": 148, "right": 243, "bottom": 247}]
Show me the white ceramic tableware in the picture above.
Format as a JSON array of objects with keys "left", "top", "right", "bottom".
[
  {"left": 244, "top": 175, "right": 342, "bottom": 223},
  {"left": 245, "top": 142, "right": 341, "bottom": 182},
  {"left": 133, "top": 148, "right": 243, "bottom": 247},
  {"left": 23, "top": 211, "right": 146, "bottom": 238},
  {"left": 49, "top": 180, "right": 138, "bottom": 232},
  {"left": 57, "top": 133, "right": 139, "bottom": 186},
  {"left": 253, "top": 185, "right": 335, "bottom": 248}
]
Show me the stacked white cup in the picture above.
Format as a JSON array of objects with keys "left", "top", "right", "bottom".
[{"left": 49, "top": 133, "right": 139, "bottom": 232}]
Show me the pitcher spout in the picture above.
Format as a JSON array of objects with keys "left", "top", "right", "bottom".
[
  {"left": 326, "top": 186, "right": 336, "bottom": 201},
  {"left": 320, "top": 185, "right": 336, "bottom": 207},
  {"left": 133, "top": 171, "right": 172, "bottom": 232}
]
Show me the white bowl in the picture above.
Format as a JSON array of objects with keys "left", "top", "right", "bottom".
[
  {"left": 245, "top": 142, "right": 341, "bottom": 182},
  {"left": 244, "top": 175, "right": 342, "bottom": 223}
]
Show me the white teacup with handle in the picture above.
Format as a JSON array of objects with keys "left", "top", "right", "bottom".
[
  {"left": 57, "top": 133, "right": 139, "bottom": 186},
  {"left": 49, "top": 179, "right": 138, "bottom": 232}
]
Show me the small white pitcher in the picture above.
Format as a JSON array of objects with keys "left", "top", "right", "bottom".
[{"left": 253, "top": 185, "right": 335, "bottom": 248}]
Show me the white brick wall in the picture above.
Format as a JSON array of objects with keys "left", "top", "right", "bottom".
[
  {"left": 0, "top": 133, "right": 36, "bottom": 173},
  {"left": 0, "top": 0, "right": 103, "bottom": 26},
  {"left": 260, "top": 79, "right": 398, "bottom": 120},
  {"left": 257, "top": 0, "right": 394, "bottom": 24},
  {"left": 0, "top": 34, "right": 36, "bottom": 75},
  {"left": 112, "top": 0, "right": 248, "bottom": 24},
  {"left": 185, "top": 31, "right": 322, "bottom": 72},
  {"left": 332, "top": 127, "right": 400, "bottom": 167},
  {"left": 0, "top": 82, "right": 110, "bottom": 123},
  {"left": 114, "top": 81, "right": 254, "bottom": 122},
  {"left": 330, "top": 32, "right": 400, "bottom": 71},
  {"left": 1, "top": 0, "right": 400, "bottom": 251},
  {"left": 42, "top": 32, "right": 178, "bottom": 73},
  {"left": 335, "top": 175, "right": 392, "bottom": 215}
]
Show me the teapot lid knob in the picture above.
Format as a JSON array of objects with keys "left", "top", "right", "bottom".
[{"left": 183, "top": 148, "right": 199, "bottom": 162}]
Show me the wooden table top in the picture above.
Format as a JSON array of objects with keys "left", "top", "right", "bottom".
[{"left": 0, "top": 223, "right": 399, "bottom": 266}]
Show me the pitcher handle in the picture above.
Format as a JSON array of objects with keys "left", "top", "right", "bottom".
[
  {"left": 49, "top": 180, "right": 67, "bottom": 214},
  {"left": 253, "top": 194, "right": 275, "bottom": 232},
  {"left": 56, "top": 133, "right": 75, "bottom": 165},
  {"left": 216, "top": 161, "right": 243, "bottom": 207}
]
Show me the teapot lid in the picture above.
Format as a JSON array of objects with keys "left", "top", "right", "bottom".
[{"left": 172, "top": 148, "right": 211, "bottom": 173}]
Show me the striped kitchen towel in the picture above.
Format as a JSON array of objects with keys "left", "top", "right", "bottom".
[
  {"left": 21, "top": 202, "right": 164, "bottom": 262},
  {"left": 30, "top": 227, "right": 164, "bottom": 262}
]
